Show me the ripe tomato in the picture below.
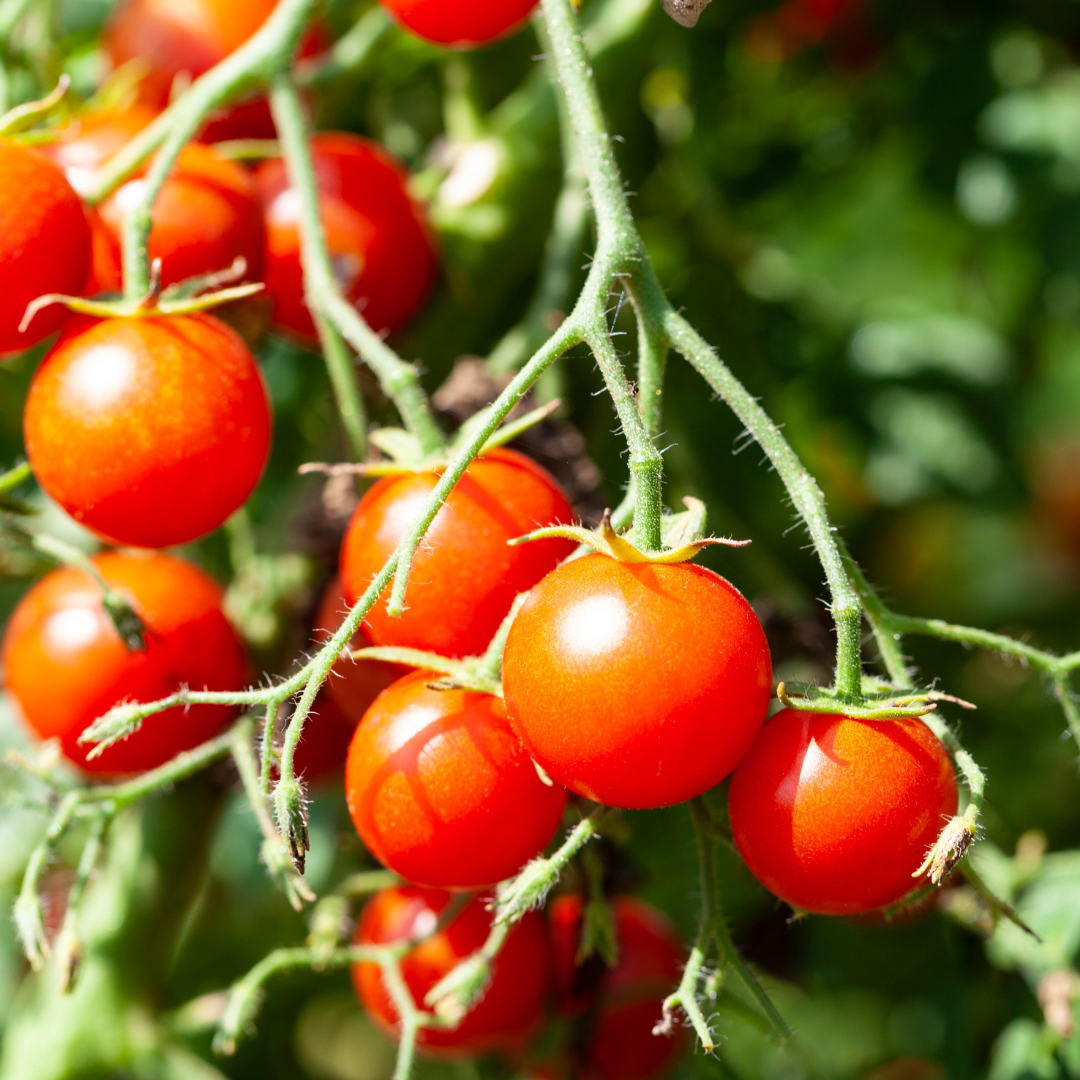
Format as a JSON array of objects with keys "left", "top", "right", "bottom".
[
  {"left": 345, "top": 669, "right": 567, "bottom": 888},
  {"left": 254, "top": 133, "right": 437, "bottom": 341},
  {"left": 89, "top": 143, "right": 265, "bottom": 294},
  {"left": 378, "top": 0, "right": 539, "bottom": 46},
  {"left": 728, "top": 709, "right": 958, "bottom": 916},
  {"left": 313, "top": 575, "right": 407, "bottom": 725},
  {"left": 340, "top": 448, "right": 576, "bottom": 658},
  {"left": 0, "top": 141, "right": 91, "bottom": 354},
  {"left": 502, "top": 555, "right": 772, "bottom": 809},
  {"left": 24, "top": 314, "right": 272, "bottom": 549},
  {"left": 353, "top": 885, "right": 548, "bottom": 1057},
  {"left": 548, "top": 895, "right": 686, "bottom": 1080},
  {"left": 1, "top": 552, "right": 247, "bottom": 773}
]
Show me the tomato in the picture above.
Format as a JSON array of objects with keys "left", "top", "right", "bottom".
[
  {"left": 1, "top": 552, "right": 247, "bottom": 774},
  {"left": 340, "top": 448, "right": 576, "bottom": 658},
  {"left": 353, "top": 885, "right": 548, "bottom": 1057},
  {"left": 378, "top": 0, "right": 539, "bottom": 47},
  {"left": 313, "top": 575, "right": 408, "bottom": 725},
  {"left": 502, "top": 555, "right": 772, "bottom": 809},
  {"left": 0, "top": 141, "right": 91, "bottom": 354},
  {"left": 728, "top": 709, "right": 958, "bottom": 916},
  {"left": 345, "top": 669, "right": 567, "bottom": 888},
  {"left": 254, "top": 133, "right": 437, "bottom": 341},
  {"left": 89, "top": 143, "right": 265, "bottom": 295},
  {"left": 24, "top": 314, "right": 272, "bottom": 549},
  {"left": 548, "top": 895, "right": 686, "bottom": 1080}
]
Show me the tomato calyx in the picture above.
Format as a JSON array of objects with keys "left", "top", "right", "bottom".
[
  {"left": 19, "top": 256, "right": 264, "bottom": 334},
  {"left": 913, "top": 813, "right": 979, "bottom": 887},
  {"left": 510, "top": 498, "right": 750, "bottom": 565},
  {"left": 349, "top": 644, "right": 503, "bottom": 696},
  {"left": 776, "top": 679, "right": 977, "bottom": 721}
]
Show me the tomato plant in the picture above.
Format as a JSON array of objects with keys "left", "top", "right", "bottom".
[
  {"left": 0, "top": 551, "right": 247, "bottom": 773},
  {"left": 340, "top": 448, "right": 577, "bottom": 657},
  {"left": 728, "top": 709, "right": 959, "bottom": 915},
  {"left": 23, "top": 314, "right": 272, "bottom": 548},
  {"left": 345, "top": 668, "right": 567, "bottom": 888},
  {"left": 353, "top": 885, "right": 548, "bottom": 1057},
  {"left": 378, "top": 0, "right": 540, "bottom": 46},
  {"left": 0, "top": 141, "right": 91, "bottom": 354},
  {"left": 503, "top": 553, "right": 772, "bottom": 808},
  {"left": 254, "top": 133, "right": 437, "bottom": 341}
]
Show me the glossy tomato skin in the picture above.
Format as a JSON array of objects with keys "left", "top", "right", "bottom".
[
  {"left": 0, "top": 141, "right": 91, "bottom": 354},
  {"left": 548, "top": 895, "right": 686, "bottom": 1080},
  {"left": 340, "top": 448, "right": 576, "bottom": 658},
  {"left": 379, "top": 0, "right": 539, "bottom": 46},
  {"left": 24, "top": 314, "right": 272, "bottom": 549},
  {"left": 313, "top": 575, "right": 408, "bottom": 725},
  {"left": 254, "top": 133, "right": 437, "bottom": 341},
  {"left": 90, "top": 144, "right": 264, "bottom": 294},
  {"left": 345, "top": 670, "right": 567, "bottom": 888},
  {"left": 353, "top": 886, "right": 548, "bottom": 1058},
  {"left": 503, "top": 555, "right": 772, "bottom": 809},
  {"left": 1, "top": 552, "right": 247, "bottom": 774},
  {"left": 728, "top": 709, "right": 958, "bottom": 916}
]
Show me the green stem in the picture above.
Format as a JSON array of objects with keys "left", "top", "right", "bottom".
[
  {"left": 0, "top": 460, "right": 31, "bottom": 494},
  {"left": 473, "top": 593, "right": 529, "bottom": 683},
  {"left": 295, "top": 5, "right": 391, "bottom": 85},
  {"left": 313, "top": 312, "right": 368, "bottom": 460}
]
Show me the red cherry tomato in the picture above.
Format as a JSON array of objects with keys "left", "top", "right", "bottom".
[
  {"left": 340, "top": 448, "right": 576, "bottom": 658},
  {"left": 1, "top": 552, "right": 247, "bottom": 773},
  {"left": 0, "top": 141, "right": 91, "bottom": 354},
  {"left": 548, "top": 895, "right": 687, "bottom": 1080},
  {"left": 345, "top": 669, "right": 567, "bottom": 888},
  {"left": 313, "top": 575, "right": 408, "bottom": 725},
  {"left": 378, "top": 0, "right": 539, "bottom": 46},
  {"left": 89, "top": 144, "right": 265, "bottom": 294},
  {"left": 254, "top": 133, "right": 437, "bottom": 341},
  {"left": 24, "top": 314, "right": 272, "bottom": 549},
  {"left": 502, "top": 555, "right": 772, "bottom": 809},
  {"left": 353, "top": 885, "right": 548, "bottom": 1057},
  {"left": 728, "top": 709, "right": 958, "bottom": 916}
]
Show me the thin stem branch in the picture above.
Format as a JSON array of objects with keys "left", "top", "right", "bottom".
[{"left": 314, "top": 312, "right": 368, "bottom": 461}]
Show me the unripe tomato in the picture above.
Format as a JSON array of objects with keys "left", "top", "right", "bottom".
[
  {"left": 503, "top": 555, "right": 772, "bottom": 809},
  {"left": 0, "top": 141, "right": 91, "bottom": 354},
  {"left": 313, "top": 575, "right": 407, "bottom": 725},
  {"left": 353, "top": 885, "right": 548, "bottom": 1057},
  {"left": 378, "top": 0, "right": 539, "bottom": 47},
  {"left": 728, "top": 709, "right": 958, "bottom": 916},
  {"left": 1, "top": 552, "right": 247, "bottom": 773},
  {"left": 345, "top": 670, "right": 567, "bottom": 888},
  {"left": 90, "top": 144, "right": 265, "bottom": 294},
  {"left": 24, "top": 314, "right": 272, "bottom": 549},
  {"left": 548, "top": 895, "right": 687, "bottom": 1080},
  {"left": 340, "top": 448, "right": 576, "bottom": 658},
  {"left": 254, "top": 133, "right": 437, "bottom": 341}
]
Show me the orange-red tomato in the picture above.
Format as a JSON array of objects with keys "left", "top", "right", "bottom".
[
  {"left": 1, "top": 552, "right": 247, "bottom": 773},
  {"left": 548, "top": 895, "right": 687, "bottom": 1080},
  {"left": 728, "top": 709, "right": 958, "bottom": 915},
  {"left": 88, "top": 143, "right": 264, "bottom": 294},
  {"left": 254, "top": 133, "right": 437, "bottom": 341},
  {"left": 503, "top": 555, "right": 773, "bottom": 809},
  {"left": 313, "top": 575, "right": 407, "bottom": 725},
  {"left": 0, "top": 141, "right": 91, "bottom": 354},
  {"left": 340, "top": 448, "right": 576, "bottom": 658},
  {"left": 24, "top": 314, "right": 272, "bottom": 548},
  {"left": 353, "top": 885, "right": 548, "bottom": 1057},
  {"left": 378, "top": 0, "right": 539, "bottom": 46},
  {"left": 345, "top": 670, "right": 567, "bottom": 888}
]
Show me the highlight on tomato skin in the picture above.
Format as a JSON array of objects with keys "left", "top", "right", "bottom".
[
  {"left": 353, "top": 885, "right": 549, "bottom": 1058},
  {"left": 378, "top": 0, "right": 540, "bottom": 48},
  {"left": 339, "top": 447, "right": 577, "bottom": 658},
  {"left": 727, "top": 708, "right": 959, "bottom": 916},
  {"left": 23, "top": 313, "right": 273, "bottom": 550},
  {"left": 254, "top": 132, "right": 438, "bottom": 342},
  {"left": 0, "top": 140, "right": 92, "bottom": 355},
  {"left": 345, "top": 669, "right": 568, "bottom": 889},
  {"left": 0, "top": 552, "right": 248, "bottom": 774},
  {"left": 502, "top": 554, "right": 773, "bottom": 810}
]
